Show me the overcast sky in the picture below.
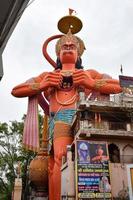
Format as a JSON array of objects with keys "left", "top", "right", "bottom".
[{"left": 0, "top": 0, "right": 133, "bottom": 122}]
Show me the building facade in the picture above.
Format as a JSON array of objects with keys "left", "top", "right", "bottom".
[{"left": 61, "top": 91, "right": 133, "bottom": 200}]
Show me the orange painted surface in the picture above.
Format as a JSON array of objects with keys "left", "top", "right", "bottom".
[
  {"left": 11, "top": 34, "right": 122, "bottom": 199},
  {"left": 53, "top": 136, "right": 73, "bottom": 200},
  {"left": 48, "top": 156, "right": 54, "bottom": 200}
]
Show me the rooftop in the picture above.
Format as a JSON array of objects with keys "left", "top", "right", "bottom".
[{"left": 0, "top": 0, "right": 30, "bottom": 80}]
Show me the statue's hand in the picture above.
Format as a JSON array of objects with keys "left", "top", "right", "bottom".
[
  {"left": 73, "top": 70, "right": 95, "bottom": 89},
  {"left": 40, "top": 70, "right": 62, "bottom": 90}
]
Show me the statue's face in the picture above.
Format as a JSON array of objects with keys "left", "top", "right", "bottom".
[{"left": 59, "top": 41, "right": 78, "bottom": 65}]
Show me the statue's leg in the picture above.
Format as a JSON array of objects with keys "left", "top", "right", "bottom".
[
  {"left": 53, "top": 122, "right": 73, "bottom": 200},
  {"left": 48, "top": 155, "right": 54, "bottom": 200}
]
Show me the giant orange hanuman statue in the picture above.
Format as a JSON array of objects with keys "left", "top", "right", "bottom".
[{"left": 11, "top": 12, "right": 122, "bottom": 200}]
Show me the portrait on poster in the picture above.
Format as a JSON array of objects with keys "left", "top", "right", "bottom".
[
  {"left": 90, "top": 144, "right": 109, "bottom": 164},
  {"left": 77, "top": 141, "right": 90, "bottom": 163}
]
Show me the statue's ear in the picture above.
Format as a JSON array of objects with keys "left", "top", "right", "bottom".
[{"left": 56, "top": 57, "right": 62, "bottom": 70}]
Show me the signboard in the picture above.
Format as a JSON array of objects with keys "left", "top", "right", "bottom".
[
  {"left": 76, "top": 140, "right": 112, "bottom": 199},
  {"left": 119, "top": 75, "right": 133, "bottom": 95},
  {"left": 119, "top": 75, "right": 133, "bottom": 88}
]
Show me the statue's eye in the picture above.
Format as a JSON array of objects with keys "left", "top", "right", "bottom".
[
  {"left": 69, "top": 44, "right": 76, "bottom": 50},
  {"left": 62, "top": 45, "right": 68, "bottom": 50},
  {"left": 62, "top": 44, "right": 76, "bottom": 50}
]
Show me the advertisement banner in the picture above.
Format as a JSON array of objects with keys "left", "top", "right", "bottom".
[
  {"left": 76, "top": 140, "right": 112, "bottom": 200},
  {"left": 119, "top": 75, "right": 133, "bottom": 88},
  {"left": 119, "top": 75, "right": 133, "bottom": 95}
]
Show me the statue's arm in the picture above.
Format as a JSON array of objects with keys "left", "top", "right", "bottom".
[
  {"left": 87, "top": 69, "right": 122, "bottom": 94},
  {"left": 73, "top": 69, "right": 122, "bottom": 94},
  {"left": 11, "top": 70, "right": 62, "bottom": 98},
  {"left": 11, "top": 72, "right": 47, "bottom": 97},
  {"left": 93, "top": 78, "right": 122, "bottom": 94}
]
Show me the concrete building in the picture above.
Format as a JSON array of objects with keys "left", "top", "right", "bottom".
[{"left": 61, "top": 91, "right": 133, "bottom": 200}]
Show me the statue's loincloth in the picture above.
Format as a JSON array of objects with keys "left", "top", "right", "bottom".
[{"left": 48, "top": 109, "right": 76, "bottom": 152}]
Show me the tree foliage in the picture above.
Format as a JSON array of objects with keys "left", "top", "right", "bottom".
[{"left": 0, "top": 113, "right": 43, "bottom": 200}]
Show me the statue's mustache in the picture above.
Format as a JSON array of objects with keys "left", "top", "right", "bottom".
[{"left": 62, "top": 51, "right": 73, "bottom": 55}]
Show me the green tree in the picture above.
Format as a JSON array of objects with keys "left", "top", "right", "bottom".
[{"left": 0, "top": 113, "right": 44, "bottom": 200}]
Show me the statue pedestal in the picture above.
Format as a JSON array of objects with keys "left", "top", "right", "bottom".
[{"left": 13, "top": 178, "right": 22, "bottom": 200}]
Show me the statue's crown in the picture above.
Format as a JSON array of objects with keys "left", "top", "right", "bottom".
[{"left": 56, "top": 11, "right": 85, "bottom": 56}]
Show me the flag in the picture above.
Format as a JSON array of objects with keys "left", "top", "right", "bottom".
[
  {"left": 98, "top": 113, "right": 101, "bottom": 123},
  {"left": 120, "top": 64, "right": 123, "bottom": 74},
  {"left": 69, "top": 8, "right": 76, "bottom": 15},
  {"left": 95, "top": 113, "right": 98, "bottom": 122}
]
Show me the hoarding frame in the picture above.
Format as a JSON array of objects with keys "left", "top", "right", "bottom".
[{"left": 75, "top": 140, "right": 112, "bottom": 200}]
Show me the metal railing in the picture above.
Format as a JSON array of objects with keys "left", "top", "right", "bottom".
[
  {"left": 79, "top": 92, "right": 133, "bottom": 107},
  {"left": 79, "top": 120, "right": 133, "bottom": 131}
]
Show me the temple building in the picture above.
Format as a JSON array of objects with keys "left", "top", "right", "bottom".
[
  {"left": 61, "top": 77, "right": 133, "bottom": 200},
  {"left": 28, "top": 76, "right": 133, "bottom": 200},
  {"left": 10, "top": 10, "right": 133, "bottom": 199}
]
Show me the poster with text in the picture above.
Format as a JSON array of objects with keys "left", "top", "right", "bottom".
[{"left": 76, "top": 140, "right": 112, "bottom": 200}]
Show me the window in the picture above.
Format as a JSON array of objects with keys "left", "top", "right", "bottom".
[{"left": 108, "top": 143, "right": 120, "bottom": 163}]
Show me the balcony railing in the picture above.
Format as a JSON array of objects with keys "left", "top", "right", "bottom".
[
  {"left": 79, "top": 120, "right": 133, "bottom": 131},
  {"left": 78, "top": 92, "right": 133, "bottom": 108}
]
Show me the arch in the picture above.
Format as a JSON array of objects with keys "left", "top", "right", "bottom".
[
  {"left": 122, "top": 144, "right": 133, "bottom": 152},
  {"left": 122, "top": 144, "right": 133, "bottom": 164},
  {"left": 108, "top": 143, "right": 120, "bottom": 163}
]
